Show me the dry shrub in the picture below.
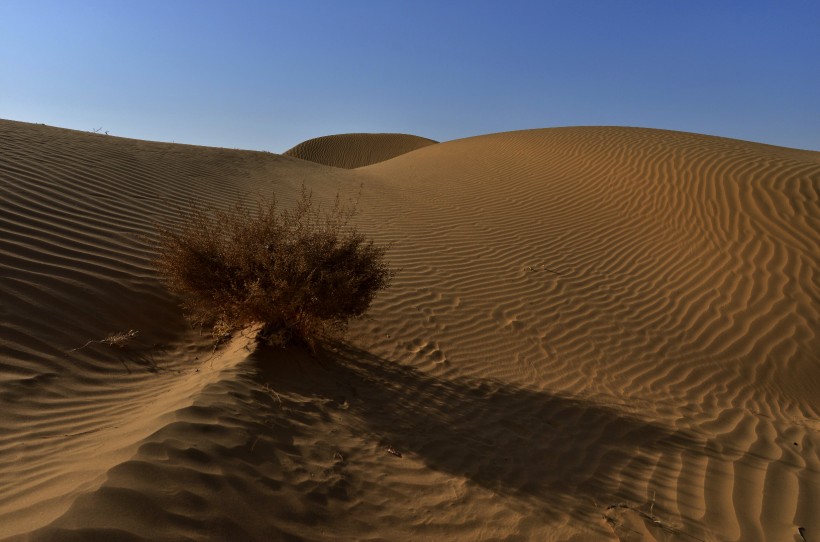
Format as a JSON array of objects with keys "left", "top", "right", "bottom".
[{"left": 154, "top": 187, "right": 392, "bottom": 348}]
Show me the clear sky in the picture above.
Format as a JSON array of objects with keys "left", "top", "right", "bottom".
[{"left": 2, "top": 1, "right": 819, "bottom": 152}]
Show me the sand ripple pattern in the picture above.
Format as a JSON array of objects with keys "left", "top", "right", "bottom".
[
  {"left": 0, "top": 121, "right": 306, "bottom": 537},
  {"left": 2, "top": 121, "right": 818, "bottom": 541},
  {"left": 354, "top": 127, "right": 820, "bottom": 540}
]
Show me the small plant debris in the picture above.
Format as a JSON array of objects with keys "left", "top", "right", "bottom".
[
  {"left": 70, "top": 330, "right": 140, "bottom": 352},
  {"left": 386, "top": 446, "right": 402, "bottom": 458}
]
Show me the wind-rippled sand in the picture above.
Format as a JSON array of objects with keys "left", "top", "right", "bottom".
[{"left": 1, "top": 119, "right": 818, "bottom": 541}]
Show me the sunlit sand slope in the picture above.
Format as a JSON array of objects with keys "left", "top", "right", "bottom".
[
  {"left": 2, "top": 120, "right": 818, "bottom": 541},
  {"left": 353, "top": 127, "right": 820, "bottom": 541},
  {"left": 283, "top": 133, "right": 437, "bottom": 168}
]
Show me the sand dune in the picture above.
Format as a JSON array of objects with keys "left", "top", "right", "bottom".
[
  {"left": 283, "top": 133, "right": 437, "bottom": 168},
  {"left": 1, "top": 119, "right": 818, "bottom": 541}
]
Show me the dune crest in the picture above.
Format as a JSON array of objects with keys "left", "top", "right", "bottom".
[
  {"left": 283, "top": 132, "right": 437, "bottom": 168},
  {"left": 1, "top": 120, "right": 818, "bottom": 541}
]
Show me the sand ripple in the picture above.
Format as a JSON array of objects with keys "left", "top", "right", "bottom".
[{"left": 2, "top": 121, "right": 818, "bottom": 541}]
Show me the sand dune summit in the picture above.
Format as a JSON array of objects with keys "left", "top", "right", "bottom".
[
  {"left": 1, "top": 119, "right": 818, "bottom": 541},
  {"left": 284, "top": 133, "right": 437, "bottom": 168}
]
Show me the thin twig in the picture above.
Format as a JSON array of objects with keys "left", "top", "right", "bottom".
[{"left": 70, "top": 330, "right": 139, "bottom": 352}]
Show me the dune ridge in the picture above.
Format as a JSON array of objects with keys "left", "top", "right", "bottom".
[
  {"left": 283, "top": 133, "right": 437, "bottom": 168},
  {"left": 1, "top": 120, "right": 818, "bottom": 541}
]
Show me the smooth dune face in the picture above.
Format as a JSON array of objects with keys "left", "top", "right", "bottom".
[
  {"left": 1, "top": 120, "right": 818, "bottom": 541},
  {"left": 283, "top": 132, "right": 437, "bottom": 168}
]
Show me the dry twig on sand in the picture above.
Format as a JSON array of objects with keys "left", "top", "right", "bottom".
[
  {"left": 70, "top": 330, "right": 140, "bottom": 352},
  {"left": 601, "top": 492, "right": 709, "bottom": 541}
]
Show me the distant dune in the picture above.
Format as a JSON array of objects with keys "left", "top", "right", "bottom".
[
  {"left": 283, "top": 132, "right": 437, "bottom": 168},
  {"left": 1, "top": 119, "right": 818, "bottom": 541}
]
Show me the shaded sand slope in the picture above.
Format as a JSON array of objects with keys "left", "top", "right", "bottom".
[
  {"left": 2, "top": 120, "right": 819, "bottom": 541},
  {"left": 0, "top": 120, "right": 352, "bottom": 537},
  {"left": 284, "top": 133, "right": 437, "bottom": 168}
]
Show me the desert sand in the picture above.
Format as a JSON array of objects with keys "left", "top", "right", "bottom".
[
  {"left": 284, "top": 133, "right": 437, "bottom": 169},
  {"left": 1, "top": 119, "right": 818, "bottom": 541}
]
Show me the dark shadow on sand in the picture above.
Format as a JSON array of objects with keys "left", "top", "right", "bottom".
[
  {"left": 251, "top": 341, "right": 703, "bottom": 524},
  {"left": 24, "top": 340, "right": 709, "bottom": 542}
]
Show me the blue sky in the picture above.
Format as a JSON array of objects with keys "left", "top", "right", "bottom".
[{"left": 2, "top": 1, "right": 818, "bottom": 151}]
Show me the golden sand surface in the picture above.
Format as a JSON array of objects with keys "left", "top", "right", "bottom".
[
  {"left": 284, "top": 133, "right": 437, "bottom": 169},
  {"left": 1, "top": 119, "right": 818, "bottom": 541}
]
